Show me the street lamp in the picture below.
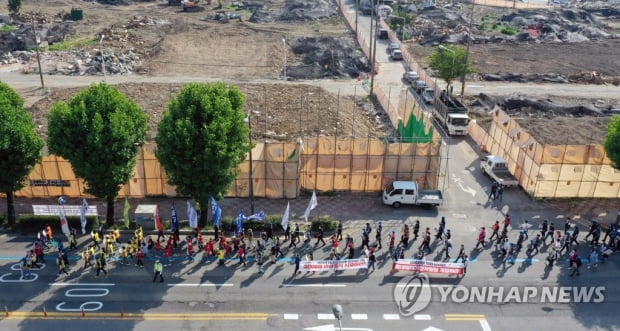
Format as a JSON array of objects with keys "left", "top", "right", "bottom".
[
  {"left": 438, "top": 45, "right": 456, "bottom": 96},
  {"left": 99, "top": 34, "right": 106, "bottom": 80},
  {"left": 282, "top": 38, "right": 287, "bottom": 81},
  {"left": 244, "top": 115, "right": 255, "bottom": 214}
]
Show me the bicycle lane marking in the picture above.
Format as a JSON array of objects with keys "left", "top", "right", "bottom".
[{"left": 49, "top": 282, "right": 115, "bottom": 312}]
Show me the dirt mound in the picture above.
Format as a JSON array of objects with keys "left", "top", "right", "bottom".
[
  {"left": 286, "top": 36, "right": 370, "bottom": 79},
  {"left": 480, "top": 72, "right": 568, "bottom": 83}
]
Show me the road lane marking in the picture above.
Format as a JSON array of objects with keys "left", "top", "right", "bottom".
[
  {"left": 351, "top": 314, "right": 368, "bottom": 320},
  {"left": 3, "top": 311, "right": 271, "bottom": 321},
  {"left": 0, "top": 273, "right": 38, "bottom": 282},
  {"left": 56, "top": 301, "right": 103, "bottom": 312},
  {"left": 318, "top": 313, "right": 336, "bottom": 320},
  {"left": 283, "top": 313, "right": 299, "bottom": 320},
  {"left": 444, "top": 314, "right": 485, "bottom": 321},
  {"left": 414, "top": 314, "right": 431, "bottom": 320},
  {"left": 284, "top": 284, "right": 347, "bottom": 287},
  {"left": 167, "top": 283, "right": 234, "bottom": 287},
  {"left": 49, "top": 283, "right": 115, "bottom": 286},
  {"left": 480, "top": 319, "right": 493, "bottom": 331},
  {"left": 383, "top": 314, "right": 400, "bottom": 320},
  {"left": 65, "top": 288, "right": 110, "bottom": 297}
]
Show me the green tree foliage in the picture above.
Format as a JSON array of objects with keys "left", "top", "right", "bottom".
[
  {"left": 604, "top": 116, "right": 620, "bottom": 170},
  {"left": 428, "top": 45, "right": 475, "bottom": 86},
  {"left": 47, "top": 83, "right": 149, "bottom": 227},
  {"left": 0, "top": 81, "right": 44, "bottom": 226},
  {"left": 7, "top": 0, "right": 21, "bottom": 13},
  {"left": 155, "top": 82, "right": 251, "bottom": 227}
]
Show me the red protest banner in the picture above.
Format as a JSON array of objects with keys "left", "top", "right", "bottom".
[{"left": 392, "top": 259, "right": 465, "bottom": 275}]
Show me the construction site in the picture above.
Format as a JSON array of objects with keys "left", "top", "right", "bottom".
[{"left": 1, "top": 0, "right": 620, "bottom": 203}]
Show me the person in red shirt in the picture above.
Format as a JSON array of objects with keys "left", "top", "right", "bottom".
[
  {"left": 490, "top": 221, "right": 500, "bottom": 241},
  {"left": 186, "top": 238, "right": 195, "bottom": 261},
  {"left": 136, "top": 249, "right": 144, "bottom": 268},
  {"left": 475, "top": 227, "right": 487, "bottom": 249},
  {"left": 164, "top": 243, "right": 173, "bottom": 266},
  {"left": 238, "top": 246, "right": 246, "bottom": 266},
  {"left": 503, "top": 215, "right": 511, "bottom": 231}
]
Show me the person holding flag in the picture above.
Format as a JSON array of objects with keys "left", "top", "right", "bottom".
[
  {"left": 171, "top": 202, "right": 180, "bottom": 233},
  {"left": 235, "top": 211, "right": 245, "bottom": 236},
  {"left": 210, "top": 197, "right": 222, "bottom": 241},
  {"left": 154, "top": 205, "right": 164, "bottom": 242},
  {"left": 303, "top": 191, "right": 318, "bottom": 222},
  {"left": 58, "top": 196, "right": 71, "bottom": 239}
]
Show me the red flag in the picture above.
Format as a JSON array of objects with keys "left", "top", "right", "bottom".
[{"left": 154, "top": 205, "right": 164, "bottom": 231}]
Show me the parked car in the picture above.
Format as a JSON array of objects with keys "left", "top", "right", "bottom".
[
  {"left": 378, "top": 28, "right": 388, "bottom": 39},
  {"left": 387, "top": 42, "right": 400, "bottom": 53},
  {"left": 413, "top": 80, "right": 427, "bottom": 93},
  {"left": 360, "top": 0, "right": 372, "bottom": 14},
  {"left": 403, "top": 71, "right": 419, "bottom": 85},
  {"left": 390, "top": 49, "right": 403, "bottom": 60},
  {"left": 421, "top": 88, "right": 434, "bottom": 104}
]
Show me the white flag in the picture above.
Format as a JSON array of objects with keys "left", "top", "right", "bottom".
[
  {"left": 187, "top": 201, "right": 198, "bottom": 229},
  {"left": 303, "top": 190, "right": 318, "bottom": 222},
  {"left": 281, "top": 202, "right": 290, "bottom": 231},
  {"left": 59, "top": 207, "right": 71, "bottom": 239},
  {"left": 80, "top": 198, "right": 88, "bottom": 234}
]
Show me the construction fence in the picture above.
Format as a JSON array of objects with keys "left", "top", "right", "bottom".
[
  {"left": 469, "top": 110, "right": 620, "bottom": 198},
  {"left": 13, "top": 135, "right": 441, "bottom": 199}
]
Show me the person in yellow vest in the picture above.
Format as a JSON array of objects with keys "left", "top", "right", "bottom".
[
  {"left": 217, "top": 248, "right": 225, "bottom": 266},
  {"left": 113, "top": 228, "right": 121, "bottom": 243},
  {"left": 92, "top": 231, "right": 100, "bottom": 249},
  {"left": 153, "top": 259, "right": 164, "bottom": 282}
]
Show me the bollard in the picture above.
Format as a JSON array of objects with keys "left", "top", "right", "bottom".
[
  {"left": 81, "top": 307, "right": 85, "bottom": 317},
  {"left": 4, "top": 305, "right": 8, "bottom": 317},
  {"left": 43, "top": 306, "right": 47, "bottom": 317}
]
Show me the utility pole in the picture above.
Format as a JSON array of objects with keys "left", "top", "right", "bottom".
[
  {"left": 460, "top": 0, "right": 475, "bottom": 97},
  {"left": 32, "top": 16, "right": 44, "bottom": 88},
  {"left": 368, "top": 3, "right": 375, "bottom": 94},
  {"left": 369, "top": 10, "right": 378, "bottom": 96}
]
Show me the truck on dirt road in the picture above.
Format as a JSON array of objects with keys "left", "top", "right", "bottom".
[
  {"left": 433, "top": 89, "right": 470, "bottom": 136},
  {"left": 382, "top": 181, "right": 444, "bottom": 208},
  {"left": 480, "top": 155, "right": 519, "bottom": 187}
]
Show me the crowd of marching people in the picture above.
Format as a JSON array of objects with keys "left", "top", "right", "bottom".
[{"left": 18, "top": 213, "right": 620, "bottom": 280}]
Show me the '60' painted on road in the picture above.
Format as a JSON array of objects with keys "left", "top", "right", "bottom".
[{"left": 50, "top": 283, "right": 114, "bottom": 312}]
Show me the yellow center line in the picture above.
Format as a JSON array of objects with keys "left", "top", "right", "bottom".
[{"left": 444, "top": 313, "right": 486, "bottom": 321}]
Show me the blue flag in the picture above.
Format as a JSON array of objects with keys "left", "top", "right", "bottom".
[
  {"left": 236, "top": 210, "right": 245, "bottom": 235},
  {"left": 210, "top": 196, "right": 222, "bottom": 228},
  {"left": 171, "top": 202, "right": 179, "bottom": 231}
]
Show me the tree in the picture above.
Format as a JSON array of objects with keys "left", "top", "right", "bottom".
[
  {"left": 155, "top": 82, "right": 251, "bottom": 228},
  {"left": 0, "top": 81, "right": 44, "bottom": 226},
  {"left": 7, "top": 0, "right": 21, "bottom": 13},
  {"left": 428, "top": 45, "right": 475, "bottom": 89},
  {"left": 604, "top": 116, "right": 620, "bottom": 170},
  {"left": 47, "top": 83, "right": 149, "bottom": 227}
]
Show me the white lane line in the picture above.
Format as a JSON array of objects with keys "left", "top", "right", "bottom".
[
  {"left": 318, "top": 313, "right": 336, "bottom": 320},
  {"left": 284, "top": 284, "right": 347, "bottom": 287},
  {"left": 414, "top": 314, "right": 431, "bottom": 320},
  {"left": 65, "top": 288, "right": 110, "bottom": 297},
  {"left": 49, "top": 283, "right": 115, "bottom": 286},
  {"left": 283, "top": 314, "right": 299, "bottom": 320},
  {"left": 167, "top": 283, "right": 234, "bottom": 287},
  {"left": 351, "top": 313, "right": 368, "bottom": 320},
  {"left": 480, "top": 319, "right": 492, "bottom": 331},
  {"left": 383, "top": 314, "right": 400, "bottom": 320}
]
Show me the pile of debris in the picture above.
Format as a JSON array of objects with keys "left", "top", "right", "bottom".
[
  {"left": 285, "top": 36, "right": 371, "bottom": 79},
  {"left": 249, "top": 0, "right": 337, "bottom": 23},
  {"left": 480, "top": 72, "right": 568, "bottom": 83},
  {"left": 202, "top": 12, "right": 242, "bottom": 22},
  {"left": 415, "top": 6, "right": 617, "bottom": 46},
  {"left": 20, "top": 48, "right": 140, "bottom": 75},
  {"left": 0, "top": 22, "right": 74, "bottom": 54},
  {"left": 123, "top": 15, "right": 170, "bottom": 29},
  {"left": 469, "top": 93, "right": 619, "bottom": 118},
  {"left": 568, "top": 71, "right": 605, "bottom": 84}
]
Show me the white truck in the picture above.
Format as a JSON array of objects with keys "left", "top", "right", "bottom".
[
  {"left": 480, "top": 155, "right": 519, "bottom": 187},
  {"left": 382, "top": 181, "right": 444, "bottom": 208},
  {"left": 433, "top": 89, "right": 470, "bottom": 136}
]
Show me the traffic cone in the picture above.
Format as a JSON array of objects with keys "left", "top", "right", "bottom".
[
  {"left": 43, "top": 306, "right": 47, "bottom": 317},
  {"left": 81, "top": 307, "right": 85, "bottom": 317},
  {"left": 4, "top": 305, "right": 8, "bottom": 317},
  {"left": 120, "top": 307, "right": 124, "bottom": 318}
]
